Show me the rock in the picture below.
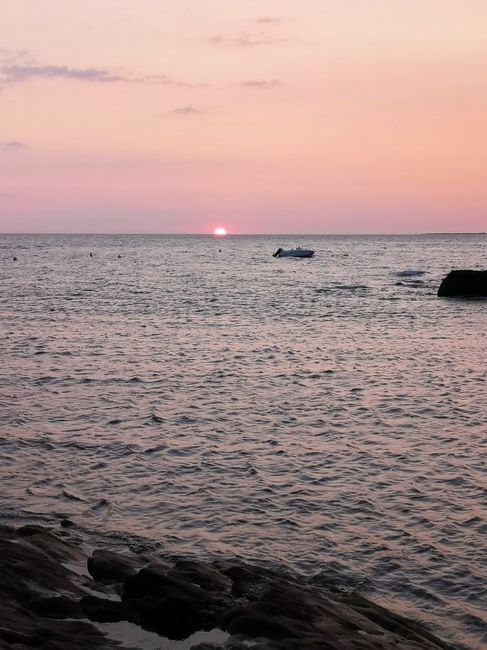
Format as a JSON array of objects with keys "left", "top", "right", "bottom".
[
  {"left": 225, "top": 611, "right": 299, "bottom": 639},
  {"left": 0, "top": 594, "right": 114, "bottom": 649},
  {"left": 79, "top": 595, "right": 137, "bottom": 623},
  {"left": 340, "top": 594, "right": 452, "bottom": 649},
  {"left": 87, "top": 548, "right": 146, "bottom": 584},
  {"left": 217, "top": 561, "right": 281, "bottom": 600},
  {"left": 168, "top": 559, "right": 232, "bottom": 593},
  {"left": 123, "top": 567, "right": 230, "bottom": 639},
  {"left": 437, "top": 269, "right": 487, "bottom": 297},
  {"left": 0, "top": 524, "right": 456, "bottom": 650},
  {"left": 20, "top": 530, "right": 87, "bottom": 567},
  {"left": 0, "top": 624, "right": 44, "bottom": 647},
  {"left": 0, "top": 536, "right": 82, "bottom": 604},
  {"left": 27, "top": 595, "right": 81, "bottom": 619},
  {"left": 0, "top": 527, "right": 121, "bottom": 649}
]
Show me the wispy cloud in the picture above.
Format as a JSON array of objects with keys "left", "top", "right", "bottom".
[
  {"left": 168, "top": 105, "right": 203, "bottom": 115},
  {"left": 240, "top": 80, "right": 283, "bottom": 89},
  {"left": 0, "top": 140, "right": 26, "bottom": 148},
  {"left": 145, "top": 74, "right": 208, "bottom": 88},
  {"left": 0, "top": 50, "right": 206, "bottom": 87},
  {"left": 0, "top": 63, "right": 127, "bottom": 84},
  {"left": 0, "top": 49, "right": 32, "bottom": 65},
  {"left": 256, "top": 17, "right": 287, "bottom": 25},
  {"left": 210, "top": 32, "right": 285, "bottom": 47}
]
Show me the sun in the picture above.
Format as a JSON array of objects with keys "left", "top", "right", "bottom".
[{"left": 214, "top": 227, "right": 227, "bottom": 236}]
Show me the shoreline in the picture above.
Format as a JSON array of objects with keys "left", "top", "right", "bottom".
[{"left": 0, "top": 522, "right": 458, "bottom": 650}]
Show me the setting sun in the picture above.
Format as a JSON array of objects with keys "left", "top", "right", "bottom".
[{"left": 214, "top": 227, "right": 227, "bottom": 236}]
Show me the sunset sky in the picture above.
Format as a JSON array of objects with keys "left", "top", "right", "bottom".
[{"left": 1, "top": 0, "right": 486, "bottom": 234}]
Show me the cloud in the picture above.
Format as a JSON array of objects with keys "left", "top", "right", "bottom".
[
  {"left": 210, "top": 32, "right": 284, "bottom": 47},
  {"left": 144, "top": 74, "right": 208, "bottom": 88},
  {"left": 0, "top": 63, "right": 127, "bottom": 84},
  {"left": 0, "top": 49, "right": 32, "bottom": 65},
  {"left": 256, "top": 17, "right": 287, "bottom": 24},
  {"left": 0, "top": 51, "right": 206, "bottom": 87},
  {"left": 168, "top": 105, "right": 203, "bottom": 115},
  {"left": 0, "top": 141, "right": 26, "bottom": 148},
  {"left": 240, "top": 80, "right": 283, "bottom": 89}
]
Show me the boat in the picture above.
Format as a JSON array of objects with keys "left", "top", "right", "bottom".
[{"left": 272, "top": 246, "right": 314, "bottom": 258}]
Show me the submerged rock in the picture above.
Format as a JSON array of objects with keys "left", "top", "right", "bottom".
[
  {"left": 0, "top": 524, "right": 455, "bottom": 650},
  {"left": 437, "top": 269, "right": 487, "bottom": 297}
]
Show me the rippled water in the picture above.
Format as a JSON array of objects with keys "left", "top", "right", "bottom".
[{"left": 1, "top": 234, "right": 486, "bottom": 649}]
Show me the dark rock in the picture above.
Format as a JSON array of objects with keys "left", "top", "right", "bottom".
[
  {"left": 0, "top": 593, "right": 114, "bottom": 649},
  {"left": 27, "top": 595, "right": 81, "bottom": 619},
  {"left": 123, "top": 567, "right": 200, "bottom": 600},
  {"left": 123, "top": 567, "right": 230, "bottom": 639},
  {"left": 0, "top": 625, "right": 44, "bottom": 646},
  {"left": 0, "top": 524, "right": 456, "bottom": 650},
  {"left": 226, "top": 613, "right": 299, "bottom": 639},
  {"left": 341, "top": 594, "right": 452, "bottom": 649},
  {"left": 0, "top": 528, "right": 122, "bottom": 649},
  {"left": 21, "top": 530, "right": 86, "bottom": 566},
  {"left": 168, "top": 560, "right": 231, "bottom": 592},
  {"left": 33, "top": 619, "right": 115, "bottom": 649},
  {"left": 219, "top": 562, "right": 279, "bottom": 583},
  {"left": 79, "top": 595, "right": 137, "bottom": 623},
  {"left": 88, "top": 548, "right": 145, "bottom": 584},
  {"left": 0, "top": 537, "right": 81, "bottom": 604},
  {"left": 218, "top": 561, "right": 280, "bottom": 600},
  {"left": 258, "top": 578, "right": 325, "bottom": 622},
  {"left": 437, "top": 269, "right": 487, "bottom": 297},
  {"left": 191, "top": 645, "right": 253, "bottom": 650}
]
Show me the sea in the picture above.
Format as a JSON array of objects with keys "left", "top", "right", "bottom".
[{"left": 0, "top": 234, "right": 485, "bottom": 649}]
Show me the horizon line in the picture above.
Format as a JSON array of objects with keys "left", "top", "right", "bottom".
[{"left": 0, "top": 231, "right": 485, "bottom": 237}]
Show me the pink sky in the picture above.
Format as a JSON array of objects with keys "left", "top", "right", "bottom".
[{"left": 1, "top": 0, "right": 486, "bottom": 233}]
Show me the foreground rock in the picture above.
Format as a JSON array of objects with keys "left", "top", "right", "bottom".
[
  {"left": 0, "top": 525, "right": 120, "bottom": 649},
  {"left": 437, "top": 269, "right": 487, "bottom": 297},
  {"left": 0, "top": 524, "right": 456, "bottom": 650}
]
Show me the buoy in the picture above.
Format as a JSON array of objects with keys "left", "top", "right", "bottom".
[{"left": 13, "top": 256, "right": 17, "bottom": 261}]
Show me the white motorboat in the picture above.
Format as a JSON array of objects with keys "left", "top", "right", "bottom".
[{"left": 272, "top": 246, "right": 314, "bottom": 258}]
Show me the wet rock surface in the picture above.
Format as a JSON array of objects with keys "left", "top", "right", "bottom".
[
  {"left": 0, "top": 524, "right": 457, "bottom": 649},
  {"left": 437, "top": 269, "right": 487, "bottom": 296}
]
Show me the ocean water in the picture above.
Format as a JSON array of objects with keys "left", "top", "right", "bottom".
[{"left": 0, "top": 233, "right": 485, "bottom": 649}]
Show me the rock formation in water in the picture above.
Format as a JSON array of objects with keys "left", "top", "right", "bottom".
[
  {"left": 0, "top": 524, "right": 455, "bottom": 650},
  {"left": 437, "top": 269, "right": 487, "bottom": 297}
]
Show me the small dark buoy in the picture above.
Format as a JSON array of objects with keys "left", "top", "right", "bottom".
[
  {"left": 219, "top": 248, "right": 222, "bottom": 252},
  {"left": 89, "top": 252, "right": 93, "bottom": 257},
  {"left": 13, "top": 256, "right": 17, "bottom": 261},
  {"left": 117, "top": 254, "right": 122, "bottom": 259}
]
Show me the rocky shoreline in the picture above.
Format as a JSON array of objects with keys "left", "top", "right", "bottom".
[{"left": 0, "top": 523, "right": 457, "bottom": 650}]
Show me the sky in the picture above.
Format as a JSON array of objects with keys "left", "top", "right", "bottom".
[{"left": 1, "top": 0, "right": 486, "bottom": 234}]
